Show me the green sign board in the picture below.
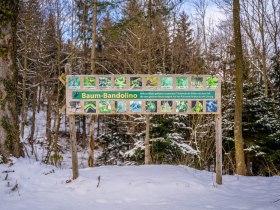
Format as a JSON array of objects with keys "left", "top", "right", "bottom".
[
  {"left": 66, "top": 74, "right": 221, "bottom": 115},
  {"left": 72, "top": 91, "right": 215, "bottom": 100}
]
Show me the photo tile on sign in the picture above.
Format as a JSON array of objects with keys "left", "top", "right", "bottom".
[
  {"left": 130, "top": 101, "right": 142, "bottom": 112},
  {"left": 68, "top": 77, "right": 80, "bottom": 89},
  {"left": 145, "top": 101, "right": 157, "bottom": 113},
  {"left": 99, "top": 101, "right": 112, "bottom": 113},
  {"left": 130, "top": 77, "right": 142, "bottom": 89},
  {"left": 84, "top": 77, "right": 96, "bottom": 89},
  {"left": 115, "top": 76, "right": 127, "bottom": 89},
  {"left": 84, "top": 101, "right": 96, "bottom": 113},
  {"left": 191, "top": 100, "right": 203, "bottom": 113}
]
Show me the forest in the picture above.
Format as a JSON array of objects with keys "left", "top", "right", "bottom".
[{"left": 0, "top": 0, "right": 280, "bottom": 179}]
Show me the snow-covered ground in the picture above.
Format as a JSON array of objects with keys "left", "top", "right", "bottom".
[{"left": 1, "top": 158, "right": 279, "bottom": 210}]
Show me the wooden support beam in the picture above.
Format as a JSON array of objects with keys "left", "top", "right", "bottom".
[
  {"left": 66, "top": 64, "right": 79, "bottom": 180},
  {"left": 145, "top": 115, "right": 151, "bottom": 164},
  {"left": 215, "top": 114, "right": 222, "bottom": 185},
  {"left": 69, "top": 115, "right": 79, "bottom": 179}
]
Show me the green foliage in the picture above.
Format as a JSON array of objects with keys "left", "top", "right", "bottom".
[
  {"left": 151, "top": 139, "right": 184, "bottom": 164},
  {"left": 50, "top": 151, "right": 63, "bottom": 167},
  {"left": 242, "top": 85, "right": 280, "bottom": 175},
  {"left": 176, "top": 77, "right": 188, "bottom": 87},
  {"left": 99, "top": 101, "right": 111, "bottom": 113},
  {"left": 160, "top": 101, "right": 172, "bottom": 112},
  {"left": 115, "top": 101, "right": 126, "bottom": 112},
  {"left": 176, "top": 101, "right": 188, "bottom": 112},
  {"left": 99, "top": 77, "right": 111, "bottom": 87},
  {"left": 84, "top": 77, "right": 96, "bottom": 87},
  {"left": 191, "top": 77, "right": 203, "bottom": 87},
  {"left": 115, "top": 76, "right": 126, "bottom": 88},
  {"left": 160, "top": 77, "right": 173, "bottom": 87},
  {"left": 84, "top": 101, "right": 96, "bottom": 113},
  {"left": 223, "top": 81, "right": 280, "bottom": 175},
  {"left": 0, "top": 0, "right": 18, "bottom": 23},
  {"left": 130, "top": 77, "right": 142, "bottom": 88},
  {"left": 146, "top": 77, "right": 158, "bottom": 87},
  {"left": 206, "top": 77, "right": 218, "bottom": 88},
  {"left": 146, "top": 101, "right": 157, "bottom": 112},
  {"left": 192, "top": 101, "right": 203, "bottom": 112}
]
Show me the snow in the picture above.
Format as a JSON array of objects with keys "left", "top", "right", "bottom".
[{"left": 1, "top": 158, "right": 280, "bottom": 210}]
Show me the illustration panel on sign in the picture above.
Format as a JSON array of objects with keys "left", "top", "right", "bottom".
[
  {"left": 130, "top": 77, "right": 142, "bottom": 89},
  {"left": 99, "top": 77, "right": 111, "bottom": 88},
  {"left": 145, "top": 101, "right": 157, "bottom": 113},
  {"left": 191, "top": 76, "right": 203, "bottom": 88},
  {"left": 191, "top": 100, "right": 203, "bottom": 112},
  {"left": 115, "top": 101, "right": 126, "bottom": 113},
  {"left": 130, "top": 101, "right": 142, "bottom": 112},
  {"left": 176, "top": 77, "right": 188, "bottom": 89},
  {"left": 84, "top": 101, "right": 96, "bottom": 113},
  {"left": 84, "top": 77, "right": 96, "bottom": 89},
  {"left": 115, "top": 76, "right": 126, "bottom": 89},
  {"left": 69, "top": 101, "right": 81, "bottom": 113},
  {"left": 161, "top": 101, "right": 173, "bottom": 112},
  {"left": 146, "top": 76, "right": 158, "bottom": 88},
  {"left": 206, "top": 100, "right": 218, "bottom": 112},
  {"left": 176, "top": 101, "right": 188, "bottom": 112},
  {"left": 160, "top": 77, "right": 173, "bottom": 89},
  {"left": 206, "top": 76, "right": 218, "bottom": 88},
  {"left": 68, "top": 77, "right": 80, "bottom": 89},
  {"left": 99, "top": 101, "right": 112, "bottom": 113}
]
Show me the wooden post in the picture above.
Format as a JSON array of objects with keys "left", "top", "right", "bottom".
[
  {"left": 215, "top": 114, "right": 222, "bottom": 185},
  {"left": 65, "top": 64, "right": 79, "bottom": 179},
  {"left": 88, "top": 116, "right": 94, "bottom": 167},
  {"left": 145, "top": 115, "right": 151, "bottom": 164},
  {"left": 69, "top": 115, "right": 79, "bottom": 179}
]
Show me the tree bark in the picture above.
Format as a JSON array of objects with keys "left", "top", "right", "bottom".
[
  {"left": 144, "top": 0, "right": 152, "bottom": 164},
  {"left": 0, "top": 0, "right": 21, "bottom": 159},
  {"left": 88, "top": 0, "right": 98, "bottom": 167},
  {"left": 233, "top": 0, "right": 246, "bottom": 176},
  {"left": 46, "top": 87, "right": 52, "bottom": 145}
]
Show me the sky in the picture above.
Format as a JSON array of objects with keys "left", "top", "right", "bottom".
[{"left": 182, "top": 0, "right": 226, "bottom": 25}]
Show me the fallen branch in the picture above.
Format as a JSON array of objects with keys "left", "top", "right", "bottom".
[
  {"left": 66, "top": 179, "right": 72, "bottom": 184},
  {"left": 43, "top": 169, "right": 55, "bottom": 175},
  {"left": 11, "top": 181, "right": 20, "bottom": 196},
  {"left": 97, "top": 176, "right": 101, "bottom": 188},
  {"left": 2, "top": 170, "right": 15, "bottom": 173},
  {"left": 11, "top": 183, "right": 18, "bottom": 191}
]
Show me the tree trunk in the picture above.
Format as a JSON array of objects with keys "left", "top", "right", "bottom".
[
  {"left": 88, "top": 0, "right": 98, "bottom": 167},
  {"left": 46, "top": 87, "right": 52, "bottom": 145},
  {"left": 29, "top": 87, "right": 37, "bottom": 158},
  {"left": 20, "top": 39, "right": 27, "bottom": 139},
  {"left": 0, "top": 0, "right": 21, "bottom": 160},
  {"left": 144, "top": 0, "right": 152, "bottom": 164},
  {"left": 233, "top": 0, "right": 246, "bottom": 176}
]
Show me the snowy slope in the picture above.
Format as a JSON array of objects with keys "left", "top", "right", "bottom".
[{"left": 1, "top": 158, "right": 279, "bottom": 210}]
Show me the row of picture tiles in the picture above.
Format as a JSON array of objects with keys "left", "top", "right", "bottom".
[
  {"left": 68, "top": 76, "right": 219, "bottom": 88},
  {"left": 69, "top": 100, "right": 218, "bottom": 113}
]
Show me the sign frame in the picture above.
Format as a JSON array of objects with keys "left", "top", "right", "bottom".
[{"left": 66, "top": 74, "right": 221, "bottom": 115}]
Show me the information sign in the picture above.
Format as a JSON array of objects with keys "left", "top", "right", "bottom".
[{"left": 66, "top": 74, "right": 221, "bottom": 115}]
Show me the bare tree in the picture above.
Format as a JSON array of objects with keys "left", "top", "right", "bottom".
[{"left": 233, "top": 0, "right": 246, "bottom": 175}]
